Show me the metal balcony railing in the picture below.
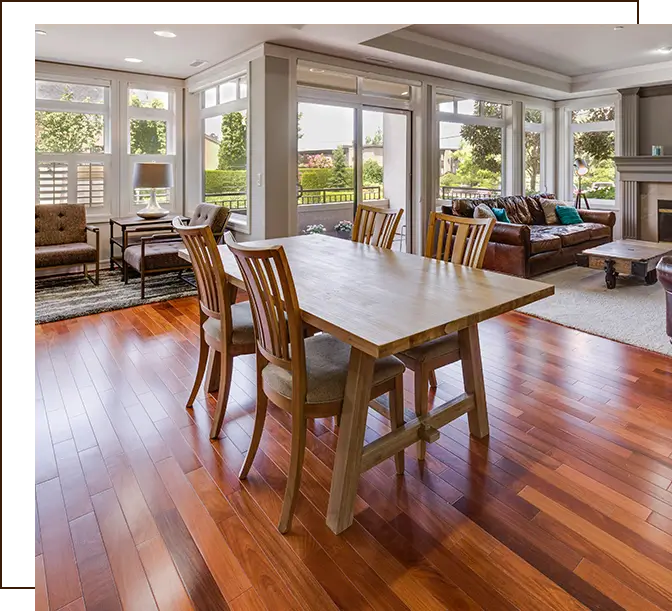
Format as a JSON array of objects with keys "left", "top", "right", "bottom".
[{"left": 440, "top": 186, "right": 501, "bottom": 200}]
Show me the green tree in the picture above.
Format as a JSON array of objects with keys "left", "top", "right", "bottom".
[
  {"left": 365, "top": 128, "right": 383, "bottom": 146},
  {"left": 129, "top": 94, "right": 167, "bottom": 154},
  {"left": 328, "top": 145, "right": 349, "bottom": 188},
  {"left": 524, "top": 108, "right": 542, "bottom": 193},
  {"left": 35, "top": 89, "right": 103, "bottom": 153},
  {"left": 459, "top": 102, "right": 502, "bottom": 175},
  {"left": 573, "top": 107, "right": 615, "bottom": 164},
  {"left": 297, "top": 111, "right": 304, "bottom": 141},
  {"left": 362, "top": 158, "right": 383, "bottom": 186},
  {"left": 218, "top": 111, "right": 247, "bottom": 170}
]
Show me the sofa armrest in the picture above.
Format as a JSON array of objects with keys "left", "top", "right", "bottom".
[
  {"left": 578, "top": 209, "right": 616, "bottom": 227},
  {"left": 85, "top": 224, "right": 99, "bottom": 233},
  {"left": 490, "top": 222, "right": 530, "bottom": 247}
]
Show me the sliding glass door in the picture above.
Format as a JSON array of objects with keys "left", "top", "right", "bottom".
[{"left": 297, "top": 101, "right": 410, "bottom": 251}]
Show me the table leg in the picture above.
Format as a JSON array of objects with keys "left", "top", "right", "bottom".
[
  {"left": 604, "top": 259, "right": 618, "bottom": 290},
  {"left": 327, "top": 348, "right": 375, "bottom": 534},
  {"left": 205, "top": 349, "right": 221, "bottom": 393},
  {"left": 458, "top": 325, "right": 489, "bottom": 438}
]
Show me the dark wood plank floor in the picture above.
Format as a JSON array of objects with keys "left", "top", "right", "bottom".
[{"left": 35, "top": 296, "right": 672, "bottom": 611}]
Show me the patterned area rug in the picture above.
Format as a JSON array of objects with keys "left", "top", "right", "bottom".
[
  {"left": 35, "top": 270, "right": 197, "bottom": 324},
  {"left": 518, "top": 266, "right": 671, "bottom": 356}
]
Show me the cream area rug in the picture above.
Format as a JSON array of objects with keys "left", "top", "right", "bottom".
[{"left": 518, "top": 266, "right": 672, "bottom": 357}]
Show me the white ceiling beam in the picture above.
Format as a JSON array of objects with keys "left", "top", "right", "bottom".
[{"left": 297, "top": 25, "right": 411, "bottom": 45}]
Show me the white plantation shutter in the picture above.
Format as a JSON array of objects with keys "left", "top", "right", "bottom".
[
  {"left": 38, "top": 162, "right": 69, "bottom": 204},
  {"left": 76, "top": 162, "right": 105, "bottom": 207}
]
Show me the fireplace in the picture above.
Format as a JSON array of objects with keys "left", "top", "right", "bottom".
[{"left": 660, "top": 200, "right": 672, "bottom": 242}]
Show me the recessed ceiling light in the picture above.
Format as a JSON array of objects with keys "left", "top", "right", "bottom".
[
  {"left": 657, "top": 46, "right": 672, "bottom": 54},
  {"left": 189, "top": 59, "right": 208, "bottom": 68},
  {"left": 309, "top": 68, "right": 325, "bottom": 73},
  {"left": 613, "top": 26, "right": 624, "bottom": 31},
  {"left": 124, "top": 57, "right": 143, "bottom": 63},
  {"left": 35, "top": 29, "right": 47, "bottom": 36},
  {"left": 154, "top": 30, "right": 176, "bottom": 38}
]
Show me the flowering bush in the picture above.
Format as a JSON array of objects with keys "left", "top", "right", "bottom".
[
  {"left": 302, "top": 154, "right": 333, "bottom": 168},
  {"left": 304, "top": 224, "right": 326, "bottom": 235},
  {"left": 334, "top": 220, "right": 353, "bottom": 233}
]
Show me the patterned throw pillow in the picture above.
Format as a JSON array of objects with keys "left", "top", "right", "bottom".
[
  {"left": 473, "top": 204, "right": 496, "bottom": 219},
  {"left": 540, "top": 198, "right": 562, "bottom": 225}
]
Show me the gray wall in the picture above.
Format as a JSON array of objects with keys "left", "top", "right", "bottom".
[{"left": 639, "top": 92, "right": 672, "bottom": 156}]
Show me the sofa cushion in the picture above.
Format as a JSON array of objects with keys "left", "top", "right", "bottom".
[
  {"left": 123, "top": 242, "right": 188, "bottom": 271},
  {"left": 36, "top": 242, "right": 97, "bottom": 268},
  {"left": 539, "top": 198, "right": 561, "bottom": 225},
  {"left": 498, "top": 196, "right": 533, "bottom": 225},
  {"left": 36, "top": 204, "right": 87, "bottom": 246},
  {"left": 451, "top": 199, "right": 477, "bottom": 218},
  {"left": 526, "top": 197, "right": 547, "bottom": 225},
  {"left": 529, "top": 227, "right": 562, "bottom": 254},
  {"left": 545, "top": 223, "right": 594, "bottom": 247},
  {"left": 582, "top": 222, "right": 611, "bottom": 240}
]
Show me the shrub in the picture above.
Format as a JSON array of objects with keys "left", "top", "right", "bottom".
[
  {"left": 362, "top": 158, "right": 383, "bottom": 186},
  {"left": 204, "top": 170, "right": 247, "bottom": 194},
  {"left": 299, "top": 167, "right": 354, "bottom": 190},
  {"left": 585, "top": 185, "right": 615, "bottom": 200}
]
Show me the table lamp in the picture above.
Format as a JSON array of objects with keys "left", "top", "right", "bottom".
[
  {"left": 573, "top": 158, "right": 590, "bottom": 210},
  {"left": 132, "top": 162, "right": 173, "bottom": 219}
]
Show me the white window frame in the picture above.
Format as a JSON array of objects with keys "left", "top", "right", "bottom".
[
  {"left": 199, "top": 71, "right": 250, "bottom": 229},
  {"left": 35, "top": 76, "right": 113, "bottom": 219},
  {"left": 436, "top": 96, "right": 508, "bottom": 200},
  {"left": 524, "top": 106, "right": 547, "bottom": 195},
  {"left": 556, "top": 95, "right": 617, "bottom": 207}
]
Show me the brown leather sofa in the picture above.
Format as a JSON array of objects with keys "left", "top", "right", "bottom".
[
  {"left": 36, "top": 204, "right": 100, "bottom": 284},
  {"left": 443, "top": 194, "right": 616, "bottom": 277},
  {"left": 658, "top": 256, "right": 672, "bottom": 343}
]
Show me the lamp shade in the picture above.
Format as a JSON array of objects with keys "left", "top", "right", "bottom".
[
  {"left": 132, "top": 162, "right": 174, "bottom": 189},
  {"left": 573, "top": 158, "right": 589, "bottom": 176}
]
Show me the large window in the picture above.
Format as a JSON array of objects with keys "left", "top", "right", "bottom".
[
  {"left": 201, "top": 74, "right": 248, "bottom": 223},
  {"left": 437, "top": 94, "right": 504, "bottom": 200},
  {"left": 524, "top": 107, "right": 544, "bottom": 195},
  {"left": 128, "top": 87, "right": 175, "bottom": 209},
  {"left": 35, "top": 79, "right": 110, "bottom": 211},
  {"left": 571, "top": 105, "right": 615, "bottom": 204}
]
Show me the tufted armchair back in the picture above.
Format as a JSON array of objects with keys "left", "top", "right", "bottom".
[
  {"left": 35, "top": 204, "right": 87, "bottom": 247},
  {"left": 190, "top": 203, "right": 230, "bottom": 236}
]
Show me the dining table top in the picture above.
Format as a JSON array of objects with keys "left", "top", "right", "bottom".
[{"left": 179, "top": 234, "right": 554, "bottom": 358}]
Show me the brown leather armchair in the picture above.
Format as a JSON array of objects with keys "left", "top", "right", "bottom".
[
  {"left": 35, "top": 204, "right": 100, "bottom": 284},
  {"left": 657, "top": 256, "right": 672, "bottom": 343}
]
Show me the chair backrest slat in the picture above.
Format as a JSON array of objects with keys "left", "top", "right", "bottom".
[
  {"left": 172, "top": 219, "right": 233, "bottom": 337},
  {"left": 425, "top": 212, "right": 495, "bottom": 269},
  {"left": 352, "top": 204, "right": 404, "bottom": 250},
  {"left": 225, "top": 235, "right": 305, "bottom": 393}
]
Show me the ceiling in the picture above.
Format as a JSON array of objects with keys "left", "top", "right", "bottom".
[
  {"left": 407, "top": 24, "right": 672, "bottom": 77},
  {"left": 35, "top": 24, "right": 672, "bottom": 99}
]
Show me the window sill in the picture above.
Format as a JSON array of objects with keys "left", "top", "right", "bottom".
[{"left": 227, "top": 214, "right": 250, "bottom": 235}]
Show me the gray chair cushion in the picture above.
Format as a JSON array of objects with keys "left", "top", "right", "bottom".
[
  {"left": 36, "top": 242, "right": 97, "bottom": 268},
  {"left": 202, "top": 302, "right": 255, "bottom": 345},
  {"left": 401, "top": 333, "right": 460, "bottom": 363},
  {"left": 123, "top": 242, "right": 187, "bottom": 272},
  {"left": 190, "top": 203, "right": 229, "bottom": 235},
  {"left": 262, "top": 333, "right": 405, "bottom": 404}
]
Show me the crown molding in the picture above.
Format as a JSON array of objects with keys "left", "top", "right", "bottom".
[{"left": 570, "top": 60, "right": 672, "bottom": 94}]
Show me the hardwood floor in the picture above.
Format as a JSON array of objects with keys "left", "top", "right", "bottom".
[{"left": 35, "top": 296, "right": 672, "bottom": 610}]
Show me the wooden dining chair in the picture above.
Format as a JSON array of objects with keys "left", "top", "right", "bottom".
[
  {"left": 225, "top": 233, "right": 407, "bottom": 533},
  {"left": 352, "top": 204, "right": 404, "bottom": 249},
  {"left": 172, "top": 218, "right": 256, "bottom": 439},
  {"left": 397, "top": 212, "right": 495, "bottom": 460}
]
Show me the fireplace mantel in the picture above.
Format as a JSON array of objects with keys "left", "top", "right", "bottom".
[{"left": 615, "top": 156, "right": 672, "bottom": 182}]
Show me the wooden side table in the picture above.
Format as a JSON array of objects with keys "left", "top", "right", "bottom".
[{"left": 109, "top": 214, "right": 186, "bottom": 281}]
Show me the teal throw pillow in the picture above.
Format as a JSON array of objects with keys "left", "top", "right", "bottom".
[
  {"left": 555, "top": 205, "right": 582, "bottom": 225},
  {"left": 491, "top": 208, "right": 510, "bottom": 223}
]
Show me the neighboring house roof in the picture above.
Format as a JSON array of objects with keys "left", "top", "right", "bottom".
[{"left": 205, "top": 133, "right": 220, "bottom": 145}]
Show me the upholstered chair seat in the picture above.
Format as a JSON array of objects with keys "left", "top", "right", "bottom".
[
  {"left": 202, "top": 303, "right": 255, "bottom": 346},
  {"left": 123, "top": 203, "right": 230, "bottom": 298},
  {"left": 400, "top": 333, "right": 460, "bottom": 363},
  {"left": 261, "top": 333, "right": 405, "bottom": 404},
  {"left": 35, "top": 204, "right": 100, "bottom": 284}
]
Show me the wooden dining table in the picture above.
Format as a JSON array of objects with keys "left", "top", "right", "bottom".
[{"left": 179, "top": 233, "right": 554, "bottom": 534}]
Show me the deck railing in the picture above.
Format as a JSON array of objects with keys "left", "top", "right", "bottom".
[{"left": 439, "top": 186, "right": 501, "bottom": 200}]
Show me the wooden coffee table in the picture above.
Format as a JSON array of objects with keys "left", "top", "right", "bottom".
[{"left": 577, "top": 239, "right": 672, "bottom": 289}]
